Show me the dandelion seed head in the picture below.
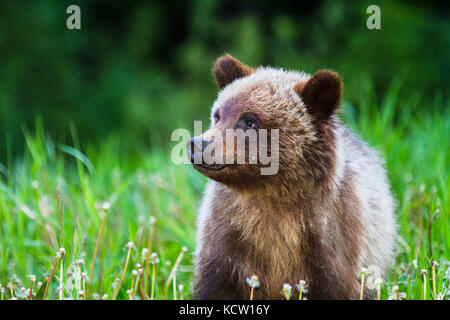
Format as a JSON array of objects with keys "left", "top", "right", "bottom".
[
  {"left": 359, "top": 267, "right": 367, "bottom": 276},
  {"left": 392, "top": 285, "right": 399, "bottom": 293},
  {"left": 420, "top": 269, "right": 428, "bottom": 275},
  {"left": 102, "top": 294, "right": 108, "bottom": 300},
  {"left": 282, "top": 283, "right": 292, "bottom": 298},
  {"left": 246, "top": 275, "right": 260, "bottom": 289},
  {"left": 127, "top": 241, "right": 134, "bottom": 249},
  {"left": 102, "top": 201, "right": 111, "bottom": 212},
  {"left": 58, "top": 247, "right": 66, "bottom": 257},
  {"left": 141, "top": 248, "right": 149, "bottom": 257},
  {"left": 431, "top": 261, "right": 439, "bottom": 268},
  {"left": 178, "top": 284, "right": 184, "bottom": 291},
  {"left": 149, "top": 216, "right": 156, "bottom": 225},
  {"left": 150, "top": 253, "right": 159, "bottom": 264},
  {"left": 132, "top": 269, "right": 138, "bottom": 277},
  {"left": 28, "top": 275, "right": 36, "bottom": 283},
  {"left": 182, "top": 246, "right": 188, "bottom": 252},
  {"left": 296, "top": 280, "right": 306, "bottom": 291}
]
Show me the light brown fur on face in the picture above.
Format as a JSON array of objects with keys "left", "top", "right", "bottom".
[{"left": 192, "top": 55, "right": 396, "bottom": 300}]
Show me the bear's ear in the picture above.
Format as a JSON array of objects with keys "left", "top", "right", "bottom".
[
  {"left": 294, "top": 70, "right": 342, "bottom": 122},
  {"left": 213, "top": 54, "right": 254, "bottom": 89}
]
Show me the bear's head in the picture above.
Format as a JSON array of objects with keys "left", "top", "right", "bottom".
[{"left": 188, "top": 54, "right": 342, "bottom": 193}]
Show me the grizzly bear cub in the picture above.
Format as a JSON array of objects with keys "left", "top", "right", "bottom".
[{"left": 189, "top": 54, "right": 396, "bottom": 300}]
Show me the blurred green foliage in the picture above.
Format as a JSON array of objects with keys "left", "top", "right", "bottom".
[{"left": 0, "top": 0, "right": 449, "bottom": 158}]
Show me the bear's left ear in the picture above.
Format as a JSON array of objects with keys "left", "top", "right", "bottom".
[
  {"left": 294, "top": 70, "right": 342, "bottom": 122},
  {"left": 213, "top": 54, "right": 254, "bottom": 89}
]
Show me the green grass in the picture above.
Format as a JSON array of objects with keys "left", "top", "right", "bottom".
[
  {"left": 0, "top": 124, "right": 204, "bottom": 300},
  {"left": 0, "top": 80, "right": 448, "bottom": 300}
]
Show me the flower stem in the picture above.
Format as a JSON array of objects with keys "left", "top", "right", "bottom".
[
  {"left": 28, "top": 282, "right": 34, "bottom": 300},
  {"left": 59, "top": 259, "right": 64, "bottom": 299},
  {"left": 132, "top": 274, "right": 140, "bottom": 299},
  {"left": 432, "top": 265, "right": 437, "bottom": 299},
  {"left": 360, "top": 274, "right": 365, "bottom": 300},
  {"left": 43, "top": 254, "right": 63, "bottom": 300},
  {"left": 423, "top": 273, "right": 427, "bottom": 300},
  {"left": 113, "top": 244, "right": 132, "bottom": 300},
  {"left": 139, "top": 273, "right": 146, "bottom": 300},
  {"left": 173, "top": 273, "right": 177, "bottom": 300},
  {"left": 151, "top": 261, "right": 157, "bottom": 300},
  {"left": 164, "top": 247, "right": 187, "bottom": 296},
  {"left": 86, "top": 213, "right": 106, "bottom": 299}
]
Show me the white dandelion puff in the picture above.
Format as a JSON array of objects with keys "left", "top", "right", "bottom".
[
  {"left": 246, "top": 275, "right": 260, "bottom": 289},
  {"left": 282, "top": 283, "right": 292, "bottom": 300}
]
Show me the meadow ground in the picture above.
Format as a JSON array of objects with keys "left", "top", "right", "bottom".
[{"left": 0, "top": 80, "right": 448, "bottom": 300}]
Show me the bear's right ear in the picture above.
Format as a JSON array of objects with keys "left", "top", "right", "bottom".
[
  {"left": 213, "top": 54, "right": 254, "bottom": 89},
  {"left": 294, "top": 70, "right": 342, "bottom": 122}
]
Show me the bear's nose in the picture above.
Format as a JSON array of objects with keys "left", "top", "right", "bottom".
[
  {"left": 188, "top": 137, "right": 212, "bottom": 163},
  {"left": 190, "top": 137, "right": 211, "bottom": 152}
]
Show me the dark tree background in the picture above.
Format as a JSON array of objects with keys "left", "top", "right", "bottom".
[{"left": 0, "top": 0, "right": 449, "bottom": 159}]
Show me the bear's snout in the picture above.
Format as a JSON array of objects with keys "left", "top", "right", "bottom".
[
  {"left": 188, "top": 137, "right": 212, "bottom": 164},
  {"left": 187, "top": 136, "right": 229, "bottom": 173}
]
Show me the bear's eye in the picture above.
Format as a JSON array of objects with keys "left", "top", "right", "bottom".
[
  {"left": 236, "top": 114, "right": 259, "bottom": 131},
  {"left": 244, "top": 118, "right": 256, "bottom": 129},
  {"left": 213, "top": 111, "right": 220, "bottom": 123}
]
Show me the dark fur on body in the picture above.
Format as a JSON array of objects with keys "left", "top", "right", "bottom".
[{"left": 194, "top": 174, "right": 363, "bottom": 299}]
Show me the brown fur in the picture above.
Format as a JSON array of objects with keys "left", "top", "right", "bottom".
[
  {"left": 294, "top": 70, "right": 342, "bottom": 122},
  {"left": 194, "top": 171, "right": 362, "bottom": 299},
  {"left": 193, "top": 55, "right": 365, "bottom": 299},
  {"left": 213, "top": 54, "right": 254, "bottom": 89}
]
